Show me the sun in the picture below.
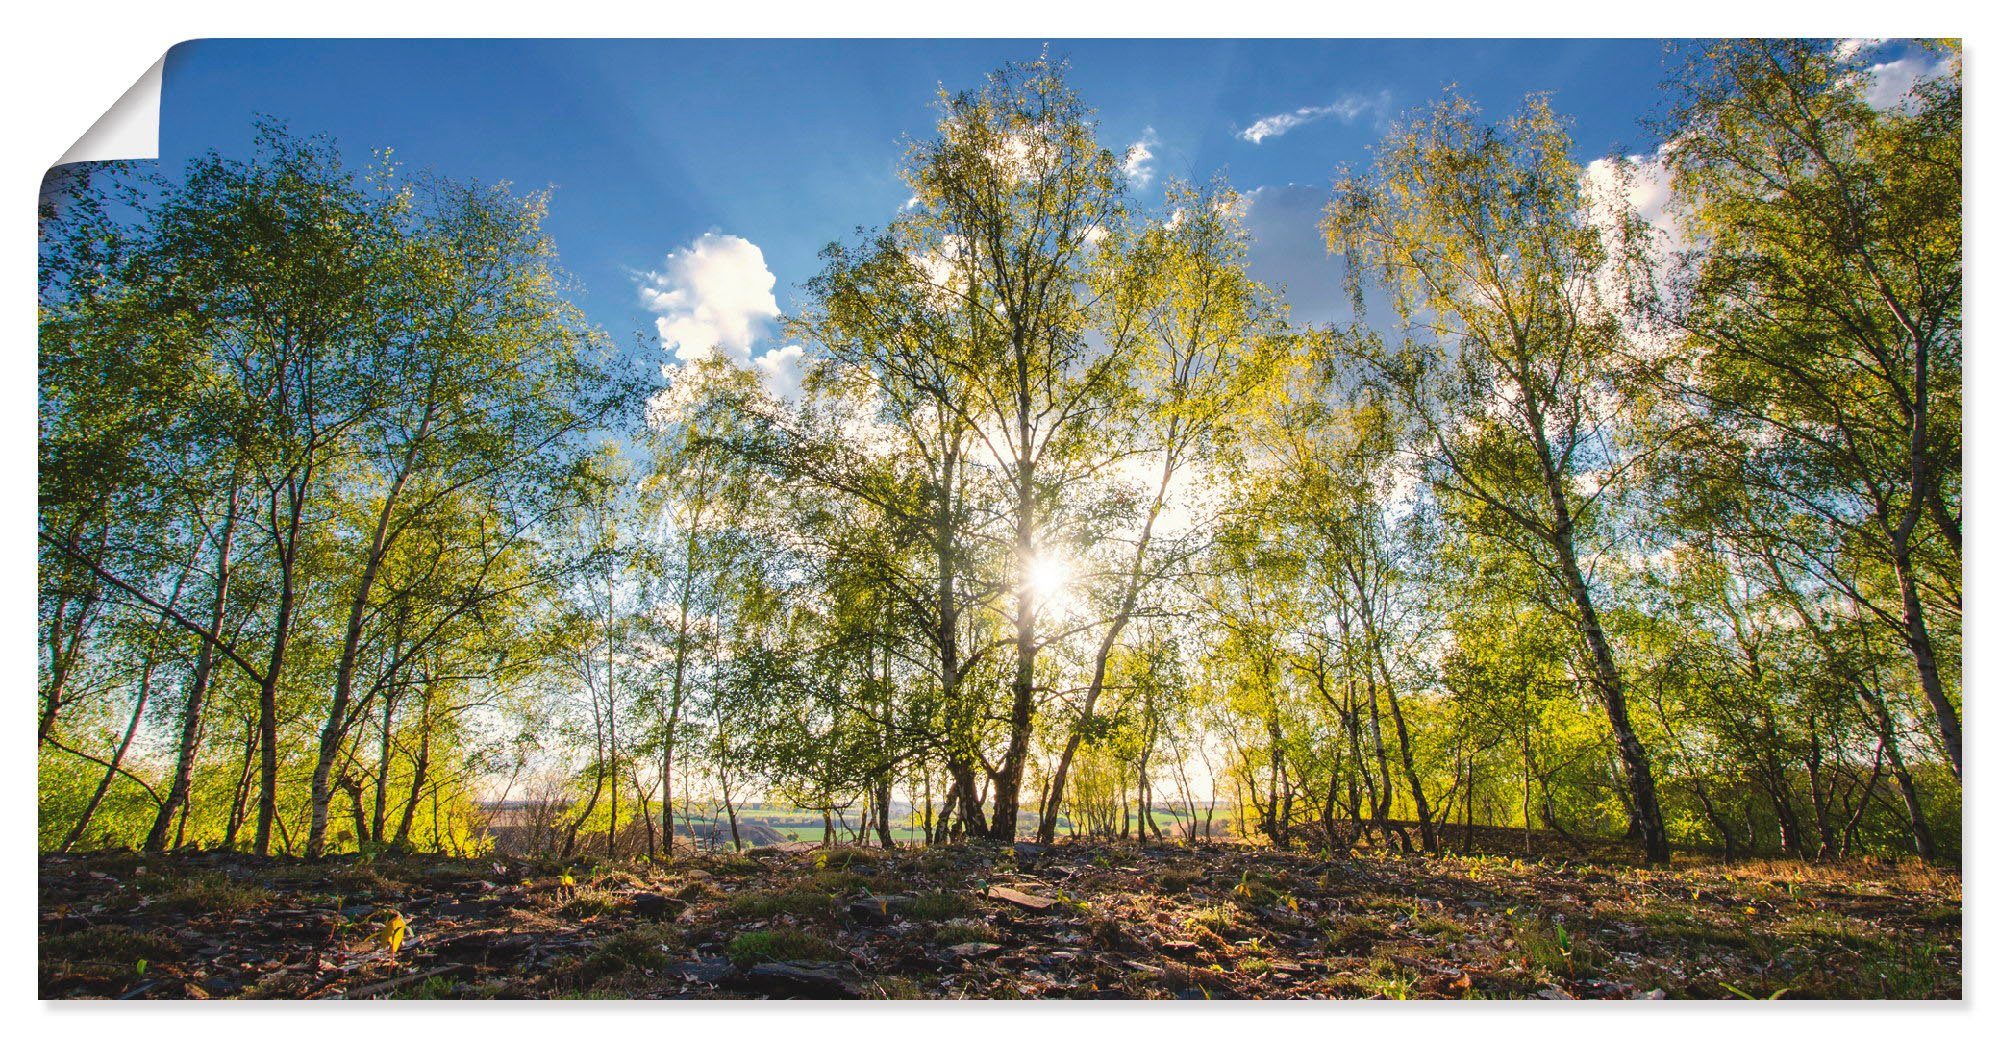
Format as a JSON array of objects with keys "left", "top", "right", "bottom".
[{"left": 1024, "top": 554, "right": 1071, "bottom": 605}]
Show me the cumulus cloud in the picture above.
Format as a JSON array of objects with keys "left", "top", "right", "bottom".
[
  {"left": 1239, "top": 91, "right": 1391, "bottom": 144},
  {"left": 1582, "top": 146, "right": 1680, "bottom": 256},
  {"left": 640, "top": 232, "right": 810, "bottom": 399},
  {"left": 1123, "top": 127, "right": 1160, "bottom": 188},
  {"left": 1861, "top": 51, "right": 1951, "bottom": 110},
  {"left": 909, "top": 233, "right": 972, "bottom": 302},
  {"left": 754, "top": 343, "right": 808, "bottom": 400},
  {"left": 639, "top": 233, "right": 780, "bottom": 364},
  {"left": 1834, "top": 38, "right": 1886, "bottom": 62}
]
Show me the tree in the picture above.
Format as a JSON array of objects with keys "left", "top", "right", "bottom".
[
  {"left": 1326, "top": 94, "right": 1674, "bottom": 863},
  {"left": 1655, "top": 39, "right": 1961, "bottom": 779},
  {"left": 901, "top": 55, "right": 1130, "bottom": 839}
]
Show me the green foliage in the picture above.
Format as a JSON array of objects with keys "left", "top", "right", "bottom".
[
  {"left": 136, "top": 872, "right": 271, "bottom": 915},
  {"left": 42, "top": 925, "right": 180, "bottom": 967},
  {"left": 36, "top": 44, "right": 1959, "bottom": 877},
  {"left": 571, "top": 924, "right": 681, "bottom": 986},
  {"left": 720, "top": 888, "right": 839, "bottom": 922},
  {"left": 724, "top": 927, "right": 840, "bottom": 966},
  {"left": 904, "top": 891, "right": 971, "bottom": 920}
]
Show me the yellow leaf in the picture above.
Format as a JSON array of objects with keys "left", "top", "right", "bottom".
[{"left": 376, "top": 911, "right": 408, "bottom": 957}]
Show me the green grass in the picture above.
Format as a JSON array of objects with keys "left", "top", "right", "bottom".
[
  {"left": 1364, "top": 958, "right": 1422, "bottom": 999},
  {"left": 1322, "top": 915, "right": 1389, "bottom": 953},
  {"left": 136, "top": 872, "right": 271, "bottom": 915},
  {"left": 904, "top": 890, "right": 970, "bottom": 920},
  {"left": 571, "top": 924, "right": 681, "bottom": 986},
  {"left": 1776, "top": 911, "right": 1893, "bottom": 954},
  {"left": 389, "top": 974, "right": 461, "bottom": 999},
  {"left": 1512, "top": 916, "right": 1597, "bottom": 978},
  {"left": 725, "top": 927, "right": 840, "bottom": 966},
  {"left": 1414, "top": 912, "right": 1467, "bottom": 940},
  {"left": 559, "top": 891, "right": 617, "bottom": 919},
  {"left": 719, "top": 887, "right": 838, "bottom": 921},
  {"left": 1859, "top": 936, "right": 1955, "bottom": 999},
  {"left": 42, "top": 924, "right": 180, "bottom": 967}
]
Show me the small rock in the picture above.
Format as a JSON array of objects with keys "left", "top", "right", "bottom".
[
  {"left": 846, "top": 895, "right": 909, "bottom": 927},
  {"left": 945, "top": 942, "right": 1003, "bottom": 959},
  {"left": 628, "top": 893, "right": 680, "bottom": 920},
  {"left": 736, "top": 961, "right": 865, "bottom": 998}
]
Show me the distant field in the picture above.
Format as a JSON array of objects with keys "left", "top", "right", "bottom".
[{"left": 715, "top": 807, "right": 1216, "bottom": 844}]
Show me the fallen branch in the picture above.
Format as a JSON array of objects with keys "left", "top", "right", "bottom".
[{"left": 329, "top": 964, "right": 463, "bottom": 1000}]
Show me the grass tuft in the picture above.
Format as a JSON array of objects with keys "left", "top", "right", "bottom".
[{"left": 725, "top": 927, "right": 840, "bottom": 965}]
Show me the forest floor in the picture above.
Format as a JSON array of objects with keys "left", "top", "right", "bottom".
[{"left": 39, "top": 834, "right": 1961, "bottom": 1000}]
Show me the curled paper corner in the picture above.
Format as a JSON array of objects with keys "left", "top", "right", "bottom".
[{"left": 56, "top": 54, "right": 166, "bottom": 166}]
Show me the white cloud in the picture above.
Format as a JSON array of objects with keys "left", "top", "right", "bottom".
[
  {"left": 1582, "top": 146, "right": 1679, "bottom": 255},
  {"left": 1239, "top": 91, "right": 1391, "bottom": 144},
  {"left": 1581, "top": 147, "right": 1682, "bottom": 361},
  {"left": 1123, "top": 127, "right": 1160, "bottom": 188},
  {"left": 639, "top": 233, "right": 780, "bottom": 364},
  {"left": 943, "top": 115, "right": 1059, "bottom": 186},
  {"left": 1834, "top": 38, "right": 1885, "bottom": 62},
  {"left": 910, "top": 233, "right": 971, "bottom": 302},
  {"left": 1862, "top": 53, "right": 1949, "bottom": 111},
  {"left": 754, "top": 343, "right": 808, "bottom": 400}
]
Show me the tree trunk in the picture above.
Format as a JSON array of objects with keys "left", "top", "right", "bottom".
[
  {"left": 145, "top": 481, "right": 236, "bottom": 853},
  {"left": 223, "top": 718, "right": 257, "bottom": 849},
  {"left": 391, "top": 704, "right": 431, "bottom": 849},
  {"left": 256, "top": 470, "right": 312, "bottom": 858},
  {"left": 1552, "top": 536, "right": 1669, "bottom": 864},
  {"left": 1891, "top": 548, "right": 1961, "bottom": 780},
  {"left": 991, "top": 414, "right": 1038, "bottom": 844},
  {"left": 60, "top": 643, "right": 162, "bottom": 852}
]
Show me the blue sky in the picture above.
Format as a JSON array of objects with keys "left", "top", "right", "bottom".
[{"left": 156, "top": 39, "right": 1683, "bottom": 376}]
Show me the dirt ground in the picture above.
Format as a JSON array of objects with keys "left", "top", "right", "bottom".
[{"left": 38, "top": 836, "right": 1961, "bottom": 1000}]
